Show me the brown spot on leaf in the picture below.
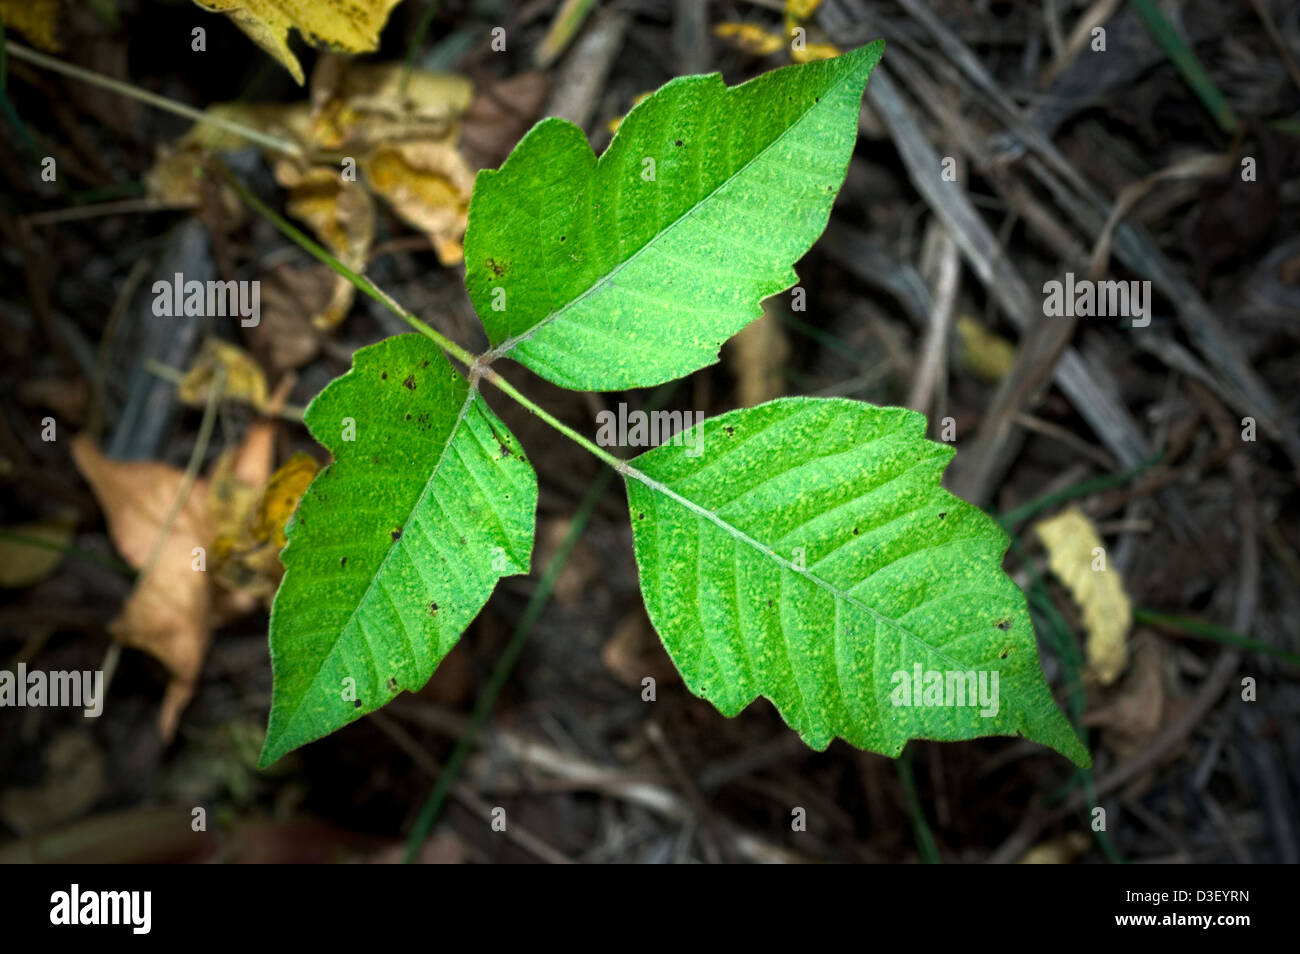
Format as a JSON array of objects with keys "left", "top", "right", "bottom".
[{"left": 403, "top": 375, "right": 416, "bottom": 390}]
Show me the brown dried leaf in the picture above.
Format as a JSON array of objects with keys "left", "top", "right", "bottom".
[
  {"left": 363, "top": 141, "right": 475, "bottom": 265},
  {"left": 72, "top": 436, "right": 214, "bottom": 740}
]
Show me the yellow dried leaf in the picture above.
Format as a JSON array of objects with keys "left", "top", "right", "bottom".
[
  {"left": 713, "top": 22, "right": 787, "bottom": 57},
  {"left": 0, "top": 510, "right": 76, "bottom": 588},
  {"left": 192, "top": 0, "right": 406, "bottom": 85},
  {"left": 785, "top": 0, "right": 823, "bottom": 20},
  {"left": 271, "top": 164, "right": 376, "bottom": 328},
  {"left": 210, "top": 449, "right": 316, "bottom": 603},
  {"left": 252, "top": 451, "right": 319, "bottom": 548},
  {"left": 956, "top": 314, "right": 1016, "bottom": 382},
  {"left": 1034, "top": 506, "right": 1132, "bottom": 685},
  {"left": 310, "top": 62, "right": 473, "bottom": 152},
  {"left": 363, "top": 141, "right": 475, "bottom": 265},
  {"left": 1018, "top": 832, "right": 1089, "bottom": 864},
  {"left": 0, "top": 0, "right": 61, "bottom": 52},
  {"left": 178, "top": 340, "right": 269, "bottom": 412},
  {"left": 791, "top": 42, "right": 841, "bottom": 63}
]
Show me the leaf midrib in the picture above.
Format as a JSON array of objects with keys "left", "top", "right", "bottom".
[
  {"left": 626, "top": 463, "right": 990, "bottom": 679},
  {"left": 279, "top": 383, "right": 481, "bottom": 739},
  {"left": 487, "top": 62, "right": 864, "bottom": 359}
]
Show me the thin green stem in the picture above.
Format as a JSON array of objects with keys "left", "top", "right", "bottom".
[
  {"left": 402, "top": 381, "right": 678, "bottom": 862},
  {"left": 1135, "top": 608, "right": 1300, "bottom": 666},
  {"left": 995, "top": 451, "right": 1164, "bottom": 529},
  {"left": 213, "top": 162, "right": 478, "bottom": 369},
  {"left": 5, "top": 42, "right": 304, "bottom": 158},
  {"left": 478, "top": 368, "right": 625, "bottom": 471},
  {"left": 214, "top": 161, "right": 626, "bottom": 471},
  {"left": 896, "top": 747, "right": 942, "bottom": 863}
]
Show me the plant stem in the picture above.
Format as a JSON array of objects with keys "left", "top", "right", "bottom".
[
  {"left": 478, "top": 368, "right": 626, "bottom": 471},
  {"left": 995, "top": 450, "right": 1164, "bottom": 529},
  {"left": 213, "top": 162, "right": 479, "bottom": 369},
  {"left": 214, "top": 162, "right": 629, "bottom": 472},
  {"left": 1135, "top": 608, "right": 1300, "bottom": 666},
  {"left": 5, "top": 42, "right": 304, "bottom": 158}
]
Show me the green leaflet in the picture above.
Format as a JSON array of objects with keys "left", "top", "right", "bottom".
[
  {"left": 625, "top": 398, "right": 1090, "bottom": 767},
  {"left": 258, "top": 335, "right": 536, "bottom": 767},
  {"left": 463, "top": 41, "right": 884, "bottom": 390}
]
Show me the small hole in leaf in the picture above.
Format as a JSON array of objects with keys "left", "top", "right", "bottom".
[
  {"left": 392, "top": 528, "right": 403, "bottom": 541},
  {"left": 353, "top": 699, "right": 362, "bottom": 708},
  {"left": 999, "top": 649, "right": 1011, "bottom": 659},
  {"left": 939, "top": 512, "right": 947, "bottom": 519},
  {"left": 995, "top": 618, "right": 1011, "bottom": 631},
  {"left": 559, "top": 235, "right": 566, "bottom": 242},
  {"left": 724, "top": 425, "right": 735, "bottom": 435},
  {"left": 381, "top": 372, "right": 388, "bottom": 380},
  {"left": 340, "top": 557, "right": 347, "bottom": 567},
  {"left": 403, "top": 375, "right": 417, "bottom": 390},
  {"left": 637, "top": 512, "right": 645, "bottom": 520},
  {"left": 852, "top": 527, "right": 859, "bottom": 535},
  {"left": 405, "top": 413, "right": 412, "bottom": 420},
  {"left": 674, "top": 139, "right": 683, "bottom": 146},
  {"left": 429, "top": 602, "right": 439, "bottom": 614}
]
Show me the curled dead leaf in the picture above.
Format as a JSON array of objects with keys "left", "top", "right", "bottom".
[
  {"left": 713, "top": 22, "right": 787, "bottom": 57},
  {"left": 363, "top": 141, "right": 475, "bottom": 265},
  {"left": 310, "top": 62, "right": 473, "bottom": 153},
  {"left": 274, "top": 163, "right": 376, "bottom": 328},
  {"left": 192, "top": 0, "right": 406, "bottom": 85},
  {"left": 178, "top": 339, "right": 269, "bottom": 413},
  {"left": 1035, "top": 506, "right": 1132, "bottom": 685},
  {"left": 72, "top": 436, "right": 214, "bottom": 741}
]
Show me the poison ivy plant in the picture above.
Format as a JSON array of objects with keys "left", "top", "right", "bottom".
[{"left": 258, "top": 40, "right": 1090, "bottom": 770}]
